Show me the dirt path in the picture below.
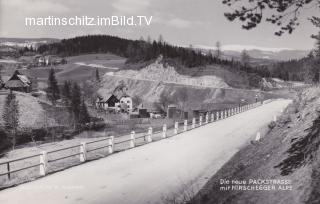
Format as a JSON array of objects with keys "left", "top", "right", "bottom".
[{"left": 0, "top": 100, "right": 291, "bottom": 204}]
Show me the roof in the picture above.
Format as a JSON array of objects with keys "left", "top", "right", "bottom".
[
  {"left": 17, "top": 75, "right": 31, "bottom": 85},
  {"left": 106, "top": 94, "right": 120, "bottom": 103},
  {"left": 5, "top": 70, "right": 31, "bottom": 88},
  {"left": 98, "top": 93, "right": 131, "bottom": 102},
  {"left": 5, "top": 80, "right": 29, "bottom": 88},
  {"left": 119, "top": 94, "right": 131, "bottom": 99}
]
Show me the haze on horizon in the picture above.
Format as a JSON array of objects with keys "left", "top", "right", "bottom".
[{"left": 0, "top": 0, "right": 319, "bottom": 50}]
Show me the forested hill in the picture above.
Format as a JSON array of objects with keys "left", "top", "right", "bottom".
[
  {"left": 37, "top": 35, "right": 269, "bottom": 74},
  {"left": 37, "top": 35, "right": 318, "bottom": 83},
  {"left": 38, "top": 35, "right": 232, "bottom": 67}
]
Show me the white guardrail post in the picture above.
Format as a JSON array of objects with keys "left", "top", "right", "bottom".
[
  {"left": 255, "top": 132, "right": 261, "bottom": 142},
  {"left": 130, "top": 131, "right": 135, "bottom": 148},
  {"left": 80, "top": 142, "right": 87, "bottom": 162},
  {"left": 174, "top": 122, "right": 179, "bottom": 134},
  {"left": 192, "top": 118, "right": 196, "bottom": 128},
  {"left": 184, "top": 120, "right": 188, "bottom": 131},
  {"left": 216, "top": 112, "right": 219, "bottom": 120},
  {"left": 39, "top": 151, "right": 48, "bottom": 176},
  {"left": 221, "top": 111, "right": 224, "bottom": 119},
  {"left": 205, "top": 114, "right": 209, "bottom": 124},
  {"left": 162, "top": 124, "right": 167, "bottom": 138},
  {"left": 273, "top": 116, "right": 277, "bottom": 122},
  {"left": 211, "top": 112, "right": 214, "bottom": 122},
  {"left": 108, "top": 136, "right": 114, "bottom": 154},
  {"left": 199, "top": 116, "right": 203, "bottom": 126},
  {"left": 147, "top": 127, "right": 153, "bottom": 143}
]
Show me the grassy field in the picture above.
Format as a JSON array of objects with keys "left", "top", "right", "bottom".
[
  {"left": 55, "top": 53, "right": 126, "bottom": 83},
  {"left": 1, "top": 53, "right": 127, "bottom": 88}
]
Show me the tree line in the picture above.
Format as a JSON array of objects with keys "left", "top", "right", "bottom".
[
  {"left": 37, "top": 35, "right": 272, "bottom": 79},
  {"left": 37, "top": 34, "right": 320, "bottom": 84},
  {"left": 0, "top": 69, "right": 92, "bottom": 151}
]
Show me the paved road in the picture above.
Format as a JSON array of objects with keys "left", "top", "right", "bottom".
[{"left": 0, "top": 99, "right": 291, "bottom": 204}]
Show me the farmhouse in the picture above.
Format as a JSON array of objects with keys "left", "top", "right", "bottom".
[
  {"left": 117, "top": 94, "right": 133, "bottom": 112},
  {"left": 96, "top": 94, "right": 133, "bottom": 113},
  {"left": 34, "top": 55, "right": 66, "bottom": 66},
  {"left": 34, "top": 55, "right": 45, "bottom": 66},
  {"left": 5, "top": 70, "right": 32, "bottom": 92},
  {"left": 96, "top": 94, "right": 119, "bottom": 110}
]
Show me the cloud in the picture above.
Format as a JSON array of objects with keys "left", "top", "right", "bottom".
[
  {"left": 166, "top": 18, "right": 191, "bottom": 28},
  {"left": 153, "top": 15, "right": 203, "bottom": 29},
  {"left": 2, "top": 0, "right": 70, "bottom": 14},
  {"left": 112, "top": 0, "right": 150, "bottom": 14}
]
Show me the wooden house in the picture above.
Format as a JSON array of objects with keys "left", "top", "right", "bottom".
[{"left": 5, "top": 70, "right": 32, "bottom": 92}]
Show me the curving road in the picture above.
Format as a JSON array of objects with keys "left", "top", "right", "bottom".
[{"left": 0, "top": 99, "right": 291, "bottom": 204}]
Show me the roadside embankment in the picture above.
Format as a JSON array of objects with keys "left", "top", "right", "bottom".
[{"left": 193, "top": 87, "right": 320, "bottom": 204}]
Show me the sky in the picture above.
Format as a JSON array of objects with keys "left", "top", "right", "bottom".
[{"left": 0, "top": 0, "right": 319, "bottom": 50}]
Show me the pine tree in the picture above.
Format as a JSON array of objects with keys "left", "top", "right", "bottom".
[
  {"left": 215, "top": 41, "right": 222, "bottom": 59},
  {"left": 71, "top": 82, "right": 81, "bottom": 129},
  {"left": 46, "top": 68, "right": 60, "bottom": 105},
  {"left": 95, "top": 69, "right": 100, "bottom": 82},
  {"left": 241, "top": 49, "right": 250, "bottom": 67},
  {"left": 61, "top": 81, "right": 71, "bottom": 108},
  {"left": 3, "top": 91, "right": 19, "bottom": 149},
  {"left": 312, "top": 32, "right": 320, "bottom": 59},
  {"left": 79, "top": 99, "right": 90, "bottom": 125},
  {"left": 158, "top": 34, "right": 164, "bottom": 44}
]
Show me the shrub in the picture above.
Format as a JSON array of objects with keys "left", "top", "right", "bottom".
[
  {"left": 0, "top": 129, "right": 10, "bottom": 153},
  {"left": 268, "top": 121, "right": 277, "bottom": 129}
]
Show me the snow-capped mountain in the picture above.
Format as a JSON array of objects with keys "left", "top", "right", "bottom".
[{"left": 194, "top": 44, "right": 310, "bottom": 61}]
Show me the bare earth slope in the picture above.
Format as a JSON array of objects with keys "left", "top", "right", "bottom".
[
  {"left": 109, "top": 57, "right": 230, "bottom": 89},
  {"left": 0, "top": 100, "right": 290, "bottom": 204},
  {"left": 98, "top": 59, "right": 277, "bottom": 107}
]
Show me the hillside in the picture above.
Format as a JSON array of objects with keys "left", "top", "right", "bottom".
[
  {"left": 0, "top": 92, "right": 55, "bottom": 129},
  {"left": 194, "top": 87, "right": 320, "bottom": 204},
  {"left": 98, "top": 57, "right": 278, "bottom": 110},
  {"left": 108, "top": 56, "right": 230, "bottom": 88}
]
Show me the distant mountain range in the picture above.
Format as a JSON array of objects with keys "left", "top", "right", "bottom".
[
  {"left": 194, "top": 44, "right": 310, "bottom": 61},
  {"left": 0, "top": 38, "right": 59, "bottom": 49}
]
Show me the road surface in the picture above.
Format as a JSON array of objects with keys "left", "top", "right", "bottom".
[{"left": 0, "top": 99, "right": 291, "bottom": 204}]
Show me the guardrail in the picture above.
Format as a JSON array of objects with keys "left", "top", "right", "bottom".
[{"left": 0, "top": 101, "right": 264, "bottom": 183}]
